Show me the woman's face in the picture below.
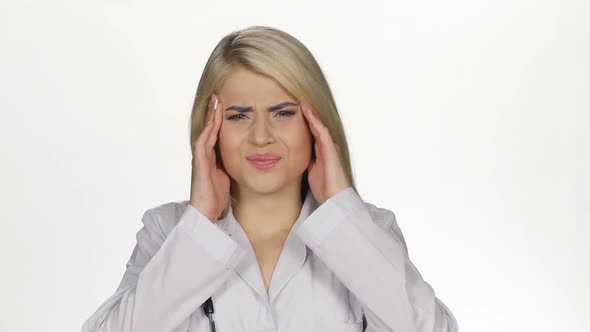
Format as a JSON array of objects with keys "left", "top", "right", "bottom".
[{"left": 216, "top": 66, "right": 313, "bottom": 195}]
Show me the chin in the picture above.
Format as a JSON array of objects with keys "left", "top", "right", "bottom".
[
  {"left": 229, "top": 163, "right": 305, "bottom": 195},
  {"left": 243, "top": 178, "right": 287, "bottom": 195}
]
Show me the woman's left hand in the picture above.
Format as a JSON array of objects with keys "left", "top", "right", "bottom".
[{"left": 301, "top": 102, "right": 352, "bottom": 205}]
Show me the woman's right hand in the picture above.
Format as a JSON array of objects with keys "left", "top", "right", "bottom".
[{"left": 189, "top": 94, "right": 230, "bottom": 223}]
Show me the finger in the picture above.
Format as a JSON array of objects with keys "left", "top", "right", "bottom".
[
  {"left": 195, "top": 97, "right": 217, "bottom": 162},
  {"left": 303, "top": 104, "right": 331, "bottom": 160},
  {"left": 307, "top": 157, "right": 315, "bottom": 173},
  {"left": 205, "top": 97, "right": 214, "bottom": 123},
  {"left": 314, "top": 139, "right": 322, "bottom": 161},
  {"left": 304, "top": 105, "right": 334, "bottom": 146},
  {"left": 302, "top": 104, "right": 323, "bottom": 142},
  {"left": 195, "top": 119, "right": 214, "bottom": 160},
  {"left": 301, "top": 103, "right": 320, "bottom": 140},
  {"left": 209, "top": 143, "right": 217, "bottom": 170},
  {"left": 206, "top": 95, "right": 222, "bottom": 156},
  {"left": 301, "top": 103, "right": 322, "bottom": 161}
]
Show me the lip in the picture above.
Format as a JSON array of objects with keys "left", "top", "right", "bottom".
[
  {"left": 246, "top": 154, "right": 282, "bottom": 170},
  {"left": 246, "top": 153, "right": 282, "bottom": 161}
]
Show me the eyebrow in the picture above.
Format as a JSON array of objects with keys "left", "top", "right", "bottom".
[{"left": 225, "top": 101, "right": 299, "bottom": 113}]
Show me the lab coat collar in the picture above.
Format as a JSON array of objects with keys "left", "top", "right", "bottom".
[{"left": 219, "top": 188, "right": 319, "bottom": 304}]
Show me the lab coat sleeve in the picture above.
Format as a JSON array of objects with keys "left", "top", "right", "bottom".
[
  {"left": 296, "top": 187, "right": 458, "bottom": 332},
  {"left": 81, "top": 204, "right": 247, "bottom": 332}
]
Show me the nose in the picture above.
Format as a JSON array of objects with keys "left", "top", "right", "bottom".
[{"left": 248, "top": 113, "right": 275, "bottom": 146}]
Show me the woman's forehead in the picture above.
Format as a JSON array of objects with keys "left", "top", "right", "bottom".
[{"left": 219, "top": 67, "right": 295, "bottom": 103}]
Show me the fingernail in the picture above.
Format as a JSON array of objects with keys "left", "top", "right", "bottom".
[{"left": 211, "top": 98, "right": 217, "bottom": 121}]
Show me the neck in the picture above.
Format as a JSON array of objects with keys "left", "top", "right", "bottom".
[{"left": 232, "top": 179, "right": 303, "bottom": 239}]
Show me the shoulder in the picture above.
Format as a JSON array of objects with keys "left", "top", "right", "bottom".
[
  {"left": 361, "top": 199, "right": 408, "bottom": 252},
  {"left": 121, "top": 201, "right": 190, "bottom": 269},
  {"left": 141, "top": 201, "right": 189, "bottom": 240},
  {"left": 331, "top": 187, "right": 400, "bottom": 234},
  {"left": 362, "top": 201, "right": 397, "bottom": 230}
]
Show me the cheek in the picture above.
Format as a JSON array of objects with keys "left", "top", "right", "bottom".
[
  {"left": 283, "top": 124, "right": 313, "bottom": 156},
  {"left": 295, "top": 119, "right": 313, "bottom": 148},
  {"left": 219, "top": 124, "right": 242, "bottom": 146},
  {"left": 218, "top": 127, "right": 241, "bottom": 163}
]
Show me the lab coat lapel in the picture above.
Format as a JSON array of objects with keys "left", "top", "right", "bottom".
[{"left": 223, "top": 189, "right": 319, "bottom": 304}]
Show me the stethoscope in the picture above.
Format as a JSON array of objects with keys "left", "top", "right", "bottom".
[
  {"left": 202, "top": 296, "right": 216, "bottom": 332},
  {"left": 202, "top": 296, "right": 368, "bottom": 332}
]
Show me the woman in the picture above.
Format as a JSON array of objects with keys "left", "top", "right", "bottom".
[{"left": 82, "top": 26, "right": 458, "bottom": 332}]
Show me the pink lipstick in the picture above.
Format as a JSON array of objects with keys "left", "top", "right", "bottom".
[{"left": 246, "top": 154, "right": 282, "bottom": 170}]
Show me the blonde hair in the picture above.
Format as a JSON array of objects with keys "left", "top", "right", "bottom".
[{"left": 181, "top": 25, "right": 358, "bottom": 220}]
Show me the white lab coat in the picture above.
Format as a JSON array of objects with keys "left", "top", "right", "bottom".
[{"left": 82, "top": 187, "right": 458, "bottom": 332}]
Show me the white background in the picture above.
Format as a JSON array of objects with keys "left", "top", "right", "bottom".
[{"left": 1, "top": 1, "right": 588, "bottom": 331}]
